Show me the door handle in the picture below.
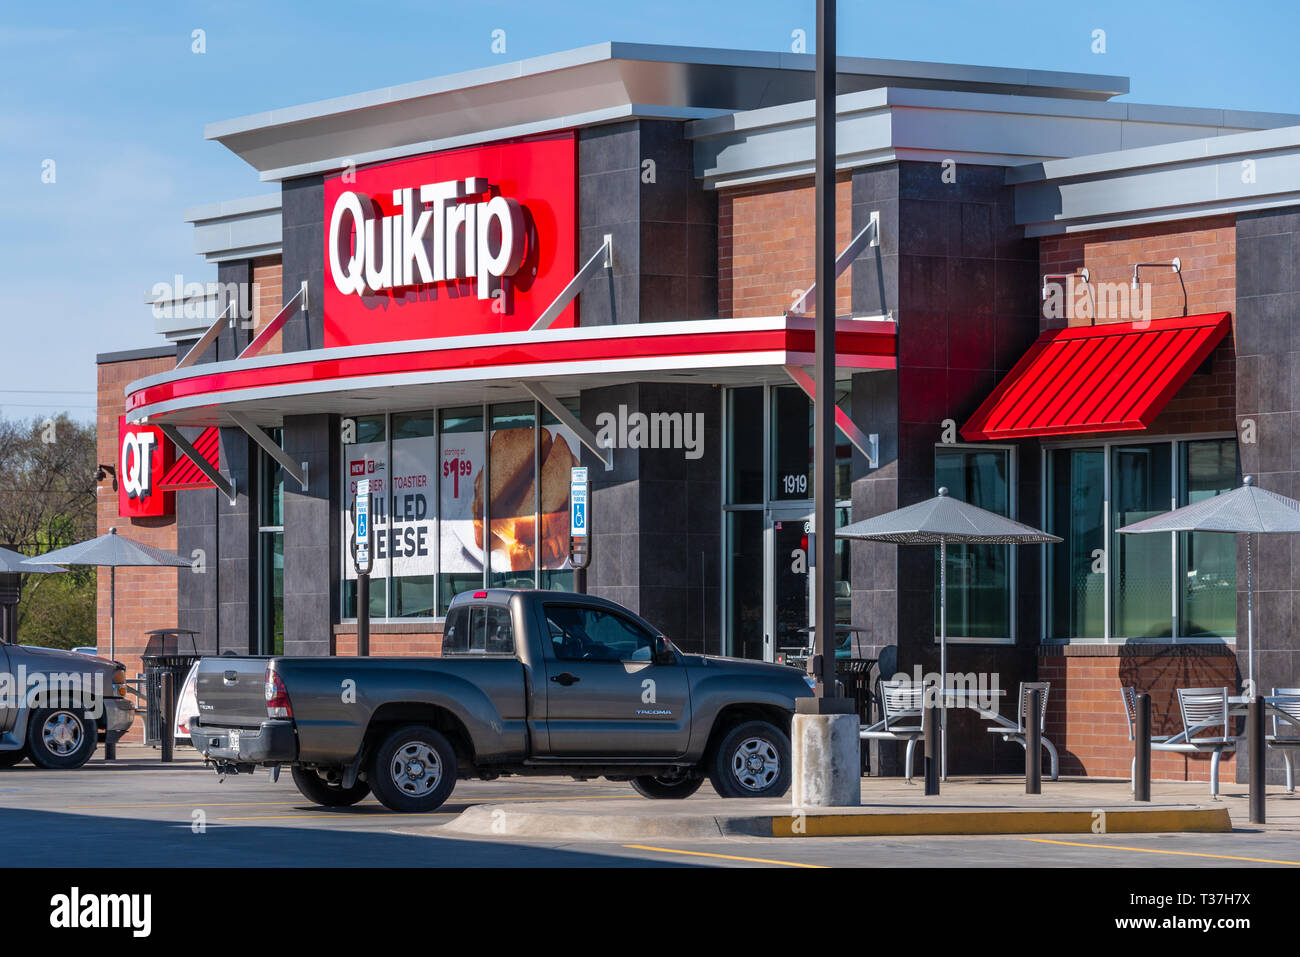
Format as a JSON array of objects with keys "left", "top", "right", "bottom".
[
  {"left": 223, "top": 671, "right": 238, "bottom": 684},
  {"left": 550, "top": 673, "right": 580, "bottom": 686}
]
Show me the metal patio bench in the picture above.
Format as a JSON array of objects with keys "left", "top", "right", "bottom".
[
  {"left": 860, "top": 679, "right": 926, "bottom": 783},
  {"left": 982, "top": 681, "right": 1059, "bottom": 781},
  {"left": 1120, "top": 686, "right": 1184, "bottom": 792},
  {"left": 1268, "top": 688, "right": 1300, "bottom": 794},
  {"left": 1154, "top": 687, "right": 1240, "bottom": 798}
]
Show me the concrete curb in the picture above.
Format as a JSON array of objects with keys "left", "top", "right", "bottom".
[{"left": 443, "top": 801, "right": 1232, "bottom": 840}]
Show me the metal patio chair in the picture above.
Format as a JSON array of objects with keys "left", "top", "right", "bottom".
[
  {"left": 1120, "top": 686, "right": 1183, "bottom": 792},
  {"left": 860, "top": 679, "right": 926, "bottom": 783},
  {"left": 1269, "top": 688, "right": 1300, "bottom": 794},
  {"left": 1155, "top": 687, "right": 1239, "bottom": 798},
  {"left": 983, "top": 681, "right": 1059, "bottom": 781}
]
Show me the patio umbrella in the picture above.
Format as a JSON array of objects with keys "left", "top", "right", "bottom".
[
  {"left": 0, "top": 546, "right": 66, "bottom": 644},
  {"left": 837, "top": 488, "right": 1060, "bottom": 779},
  {"left": 1117, "top": 475, "right": 1300, "bottom": 695},
  {"left": 23, "top": 527, "right": 192, "bottom": 660}
]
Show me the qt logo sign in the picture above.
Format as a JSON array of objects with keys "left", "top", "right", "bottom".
[{"left": 118, "top": 417, "right": 173, "bottom": 518}]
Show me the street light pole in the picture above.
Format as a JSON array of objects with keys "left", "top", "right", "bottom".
[{"left": 812, "top": 0, "right": 837, "bottom": 702}]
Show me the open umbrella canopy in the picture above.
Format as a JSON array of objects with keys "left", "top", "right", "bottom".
[
  {"left": 0, "top": 546, "right": 66, "bottom": 575},
  {"left": 836, "top": 487, "right": 1061, "bottom": 545},
  {"left": 1117, "top": 475, "right": 1300, "bottom": 535},
  {"left": 22, "top": 527, "right": 191, "bottom": 569}
]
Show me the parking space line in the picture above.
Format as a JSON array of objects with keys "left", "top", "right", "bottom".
[
  {"left": 1022, "top": 838, "right": 1300, "bottom": 866},
  {"left": 622, "top": 844, "right": 827, "bottom": 867},
  {"left": 216, "top": 813, "right": 455, "bottom": 821}
]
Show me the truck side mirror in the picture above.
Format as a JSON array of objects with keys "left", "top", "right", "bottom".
[{"left": 652, "top": 636, "right": 677, "bottom": 666}]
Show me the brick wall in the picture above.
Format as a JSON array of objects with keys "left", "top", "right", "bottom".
[
  {"left": 251, "top": 256, "right": 283, "bottom": 355},
  {"left": 97, "top": 353, "right": 180, "bottom": 741},
  {"left": 1038, "top": 646, "right": 1239, "bottom": 782},
  {"left": 718, "top": 173, "right": 853, "bottom": 318},
  {"left": 1038, "top": 216, "right": 1238, "bottom": 437},
  {"left": 332, "top": 625, "right": 442, "bottom": 657}
]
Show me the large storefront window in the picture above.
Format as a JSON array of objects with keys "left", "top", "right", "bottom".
[
  {"left": 1045, "top": 436, "right": 1238, "bottom": 642},
  {"left": 934, "top": 446, "right": 1013, "bottom": 641},
  {"left": 342, "top": 401, "right": 582, "bottom": 621}
]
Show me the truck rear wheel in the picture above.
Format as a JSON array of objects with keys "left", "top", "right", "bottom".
[
  {"left": 290, "top": 765, "right": 371, "bottom": 807},
  {"left": 630, "top": 773, "right": 704, "bottom": 799},
  {"left": 368, "top": 725, "right": 457, "bottom": 813},
  {"left": 26, "top": 708, "right": 97, "bottom": 770},
  {"left": 708, "top": 720, "right": 791, "bottom": 799}
]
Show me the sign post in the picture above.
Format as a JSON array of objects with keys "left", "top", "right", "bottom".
[
  {"left": 352, "top": 479, "right": 373, "bottom": 656},
  {"left": 569, "top": 467, "right": 590, "bottom": 592}
]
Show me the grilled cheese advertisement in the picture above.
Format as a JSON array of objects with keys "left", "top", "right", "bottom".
[
  {"left": 477, "top": 425, "right": 578, "bottom": 573},
  {"left": 343, "top": 435, "right": 437, "bottom": 580}
]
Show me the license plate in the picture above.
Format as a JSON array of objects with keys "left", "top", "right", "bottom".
[{"left": 227, "top": 730, "right": 240, "bottom": 752}]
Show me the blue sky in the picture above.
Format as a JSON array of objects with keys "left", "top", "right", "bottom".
[{"left": 2, "top": 0, "right": 1298, "bottom": 422}]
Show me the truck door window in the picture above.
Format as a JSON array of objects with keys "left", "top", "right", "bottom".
[{"left": 546, "top": 605, "right": 655, "bottom": 662}]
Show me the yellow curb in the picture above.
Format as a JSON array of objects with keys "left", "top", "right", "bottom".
[{"left": 770, "top": 806, "right": 1232, "bottom": 837}]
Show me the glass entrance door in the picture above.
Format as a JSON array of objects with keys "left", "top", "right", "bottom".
[{"left": 764, "top": 509, "right": 813, "bottom": 664}]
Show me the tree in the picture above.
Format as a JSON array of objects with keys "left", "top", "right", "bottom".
[{"left": 0, "top": 415, "right": 97, "bottom": 648}]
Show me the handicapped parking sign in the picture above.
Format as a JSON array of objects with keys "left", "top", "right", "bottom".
[{"left": 570, "top": 467, "right": 588, "bottom": 537}]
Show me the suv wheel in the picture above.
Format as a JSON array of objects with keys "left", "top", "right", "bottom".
[
  {"left": 290, "top": 764, "right": 371, "bottom": 807},
  {"left": 368, "top": 725, "right": 457, "bottom": 812},
  {"left": 709, "top": 720, "right": 791, "bottom": 799},
  {"left": 630, "top": 772, "right": 704, "bottom": 799},
  {"left": 27, "top": 708, "right": 97, "bottom": 770}
]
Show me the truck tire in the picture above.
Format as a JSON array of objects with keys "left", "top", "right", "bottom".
[
  {"left": 26, "top": 708, "right": 98, "bottom": 770},
  {"left": 0, "top": 750, "right": 25, "bottom": 768},
  {"left": 368, "top": 725, "right": 457, "bottom": 813},
  {"left": 708, "top": 720, "right": 791, "bottom": 799},
  {"left": 630, "top": 773, "right": 704, "bottom": 799},
  {"left": 290, "top": 765, "right": 371, "bottom": 807}
]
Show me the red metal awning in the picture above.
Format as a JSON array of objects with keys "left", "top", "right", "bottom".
[
  {"left": 961, "top": 313, "right": 1231, "bottom": 441},
  {"left": 156, "top": 427, "right": 220, "bottom": 491}
]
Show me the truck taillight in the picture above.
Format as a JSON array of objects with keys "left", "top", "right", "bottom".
[{"left": 265, "top": 667, "right": 292, "bottom": 719}]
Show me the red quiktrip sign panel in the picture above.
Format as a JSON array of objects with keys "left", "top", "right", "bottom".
[
  {"left": 118, "top": 416, "right": 173, "bottom": 518},
  {"left": 322, "top": 133, "right": 576, "bottom": 348}
]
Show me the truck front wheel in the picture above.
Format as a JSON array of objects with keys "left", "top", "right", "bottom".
[
  {"left": 630, "top": 773, "right": 704, "bottom": 799},
  {"left": 290, "top": 765, "right": 371, "bottom": 807},
  {"left": 368, "top": 725, "right": 457, "bottom": 813},
  {"left": 708, "top": 720, "right": 791, "bottom": 799},
  {"left": 26, "top": 708, "right": 97, "bottom": 770}
]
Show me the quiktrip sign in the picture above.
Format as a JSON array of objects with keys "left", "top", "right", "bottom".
[
  {"left": 117, "top": 416, "right": 173, "bottom": 518},
  {"left": 322, "top": 133, "right": 576, "bottom": 348}
]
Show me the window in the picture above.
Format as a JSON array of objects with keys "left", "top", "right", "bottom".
[
  {"left": 769, "top": 384, "right": 853, "bottom": 503},
  {"left": 545, "top": 604, "right": 657, "bottom": 662},
  {"left": 389, "top": 412, "right": 437, "bottom": 618},
  {"left": 342, "top": 414, "right": 387, "bottom": 620},
  {"left": 1045, "top": 436, "right": 1238, "bottom": 642},
  {"left": 934, "top": 446, "right": 1013, "bottom": 642},
  {"left": 442, "top": 605, "right": 515, "bottom": 656}
]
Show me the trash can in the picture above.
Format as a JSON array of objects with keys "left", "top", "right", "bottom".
[{"left": 141, "top": 629, "right": 201, "bottom": 747}]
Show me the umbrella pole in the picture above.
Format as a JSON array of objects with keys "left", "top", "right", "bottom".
[
  {"left": 109, "top": 566, "right": 116, "bottom": 662},
  {"left": 940, "top": 538, "right": 948, "bottom": 782},
  {"left": 1247, "top": 533, "right": 1255, "bottom": 696}
]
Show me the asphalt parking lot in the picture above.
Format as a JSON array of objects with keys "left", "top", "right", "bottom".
[{"left": 3, "top": 746, "right": 1300, "bottom": 868}]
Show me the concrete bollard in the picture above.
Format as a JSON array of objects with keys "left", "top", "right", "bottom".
[{"left": 791, "top": 712, "right": 861, "bottom": 807}]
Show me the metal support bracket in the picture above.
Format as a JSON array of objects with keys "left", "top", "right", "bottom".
[
  {"left": 521, "top": 381, "right": 612, "bottom": 471},
  {"left": 531, "top": 234, "right": 612, "bottom": 331},
  {"left": 158, "top": 424, "right": 238, "bottom": 505},
  {"left": 1041, "top": 268, "right": 1096, "bottom": 324},
  {"left": 228, "top": 412, "right": 309, "bottom": 491},
  {"left": 788, "top": 211, "right": 879, "bottom": 317},
  {"left": 175, "top": 301, "right": 236, "bottom": 370},
  {"left": 239, "top": 281, "right": 308, "bottom": 361},
  {"left": 784, "top": 365, "right": 879, "bottom": 468}
]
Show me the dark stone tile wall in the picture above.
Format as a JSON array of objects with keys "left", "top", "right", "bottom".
[
  {"left": 282, "top": 414, "right": 339, "bottom": 656},
  {"left": 849, "top": 160, "right": 1044, "bottom": 775},
  {"left": 280, "top": 175, "right": 325, "bottom": 352},
  {"left": 580, "top": 381, "right": 721, "bottom": 654},
  {"left": 578, "top": 120, "right": 716, "bottom": 326},
  {"left": 1235, "top": 206, "right": 1300, "bottom": 784},
  {"left": 216, "top": 426, "right": 256, "bottom": 654}
]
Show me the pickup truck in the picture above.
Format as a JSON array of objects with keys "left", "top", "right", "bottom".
[{"left": 190, "top": 589, "right": 812, "bottom": 812}]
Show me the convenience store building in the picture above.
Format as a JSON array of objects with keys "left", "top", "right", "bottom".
[{"left": 97, "top": 43, "right": 1300, "bottom": 781}]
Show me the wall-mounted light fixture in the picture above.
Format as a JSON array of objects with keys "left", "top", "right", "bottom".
[
  {"left": 94, "top": 464, "right": 117, "bottom": 490},
  {"left": 1131, "top": 257, "right": 1186, "bottom": 317},
  {"left": 1040, "top": 268, "right": 1095, "bottom": 323}
]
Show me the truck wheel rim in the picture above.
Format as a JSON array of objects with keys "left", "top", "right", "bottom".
[
  {"left": 391, "top": 742, "right": 441, "bottom": 796},
  {"left": 42, "top": 712, "right": 83, "bottom": 756},
  {"left": 731, "top": 736, "right": 779, "bottom": 791}
]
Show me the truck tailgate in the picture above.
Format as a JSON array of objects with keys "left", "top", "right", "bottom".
[{"left": 194, "top": 657, "right": 270, "bottom": 729}]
